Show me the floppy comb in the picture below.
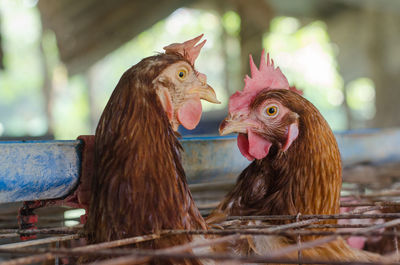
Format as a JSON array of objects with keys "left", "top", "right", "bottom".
[{"left": 163, "top": 34, "right": 206, "bottom": 65}]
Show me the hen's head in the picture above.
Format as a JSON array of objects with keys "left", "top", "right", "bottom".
[
  {"left": 154, "top": 34, "right": 220, "bottom": 131},
  {"left": 220, "top": 51, "right": 302, "bottom": 161}
]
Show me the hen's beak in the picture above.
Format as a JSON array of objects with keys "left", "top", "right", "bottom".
[
  {"left": 188, "top": 85, "right": 220, "bottom": 104},
  {"left": 219, "top": 115, "right": 249, "bottom": 136}
]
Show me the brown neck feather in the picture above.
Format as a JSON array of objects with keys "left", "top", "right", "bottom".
[
  {"left": 266, "top": 98, "right": 342, "bottom": 216},
  {"left": 86, "top": 55, "right": 206, "bottom": 243}
]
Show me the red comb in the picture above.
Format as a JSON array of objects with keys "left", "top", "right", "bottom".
[
  {"left": 289, "top": 86, "right": 303, "bottom": 95},
  {"left": 163, "top": 34, "right": 206, "bottom": 65},
  {"left": 229, "top": 50, "right": 291, "bottom": 114}
]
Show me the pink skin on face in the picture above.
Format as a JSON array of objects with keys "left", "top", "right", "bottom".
[
  {"left": 237, "top": 130, "right": 272, "bottom": 161},
  {"left": 163, "top": 35, "right": 215, "bottom": 130},
  {"left": 283, "top": 122, "right": 299, "bottom": 152},
  {"left": 224, "top": 51, "right": 304, "bottom": 161},
  {"left": 235, "top": 100, "right": 298, "bottom": 161},
  {"left": 237, "top": 133, "right": 251, "bottom": 160},
  {"left": 177, "top": 97, "right": 203, "bottom": 130}
]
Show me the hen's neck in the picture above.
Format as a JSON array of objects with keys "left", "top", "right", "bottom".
[
  {"left": 89, "top": 87, "right": 206, "bottom": 242},
  {"left": 264, "top": 105, "right": 342, "bottom": 216}
]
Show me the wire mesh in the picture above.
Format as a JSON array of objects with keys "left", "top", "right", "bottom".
[{"left": 0, "top": 179, "right": 400, "bottom": 264}]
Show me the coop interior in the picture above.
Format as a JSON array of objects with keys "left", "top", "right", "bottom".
[{"left": 1, "top": 0, "right": 400, "bottom": 264}]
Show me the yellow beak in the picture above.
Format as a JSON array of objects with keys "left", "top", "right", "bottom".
[
  {"left": 188, "top": 85, "right": 220, "bottom": 104},
  {"left": 219, "top": 116, "right": 249, "bottom": 136}
]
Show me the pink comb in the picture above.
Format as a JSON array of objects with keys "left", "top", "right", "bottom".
[
  {"left": 163, "top": 34, "right": 206, "bottom": 65},
  {"left": 229, "top": 50, "right": 292, "bottom": 114}
]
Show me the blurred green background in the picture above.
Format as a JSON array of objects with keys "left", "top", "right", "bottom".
[{"left": 1, "top": 0, "right": 399, "bottom": 139}]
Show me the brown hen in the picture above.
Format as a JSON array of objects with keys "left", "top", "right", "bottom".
[
  {"left": 207, "top": 51, "right": 383, "bottom": 262},
  {"left": 84, "top": 35, "right": 219, "bottom": 264}
]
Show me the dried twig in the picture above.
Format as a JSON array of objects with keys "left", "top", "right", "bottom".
[
  {"left": 0, "top": 253, "right": 55, "bottom": 265},
  {"left": 227, "top": 213, "right": 400, "bottom": 221},
  {"left": 0, "top": 234, "right": 80, "bottom": 250}
]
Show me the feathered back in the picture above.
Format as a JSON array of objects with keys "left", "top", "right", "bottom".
[{"left": 86, "top": 53, "right": 206, "bottom": 245}]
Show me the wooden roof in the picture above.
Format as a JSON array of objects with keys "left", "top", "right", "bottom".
[
  {"left": 37, "top": 0, "right": 398, "bottom": 75},
  {"left": 37, "top": 0, "right": 194, "bottom": 75}
]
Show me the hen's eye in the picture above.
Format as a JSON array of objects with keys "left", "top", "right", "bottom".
[
  {"left": 177, "top": 69, "right": 187, "bottom": 80},
  {"left": 265, "top": 105, "right": 279, "bottom": 117}
]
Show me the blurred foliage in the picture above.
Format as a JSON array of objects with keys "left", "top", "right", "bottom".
[
  {"left": 0, "top": 5, "right": 375, "bottom": 138},
  {"left": 264, "top": 17, "right": 347, "bottom": 130},
  {"left": 346, "top": 78, "right": 376, "bottom": 121},
  {"left": 0, "top": 0, "right": 46, "bottom": 136},
  {"left": 86, "top": 8, "right": 231, "bottom": 139},
  {"left": 52, "top": 74, "right": 91, "bottom": 138},
  {"left": 222, "top": 11, "right": 241, "bottom": 36}
]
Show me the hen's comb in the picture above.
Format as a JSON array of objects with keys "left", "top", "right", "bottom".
[
  {"left": 244, "top": 50, "right": 289, "bottom": 92},
  {"left": 229, "top": 50, "right": 291, "bottom": 113},
  {"left": 163, "top": 34, "right": 206, "bottom": 65}
]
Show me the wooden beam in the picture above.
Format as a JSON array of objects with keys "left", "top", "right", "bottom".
[
  {"left": 38, "top": 0, "right": 194, "bottom": 74},
  {"left": 236, "top": 0, "right": 273, "bottom": 77}
]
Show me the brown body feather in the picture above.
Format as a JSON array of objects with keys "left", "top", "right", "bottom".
[
  {"left": 85, "top": 53, "right": 206, "bottom": 264},
  {"left": 208, "top": 90, "right": 381, "bottom": 261}
]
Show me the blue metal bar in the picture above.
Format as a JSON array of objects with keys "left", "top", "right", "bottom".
[
  {"left": 181, "top": 136, "right": 247, "bottom": 184},
  {"left": 1, "top": 128, "right": 400, "bottom": 203},
  {"left": 336, "top": 129, "right": 400, "bottom": 166},
  {"left": 0, "top": 141, "right": 81, "bottom": 203}
]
